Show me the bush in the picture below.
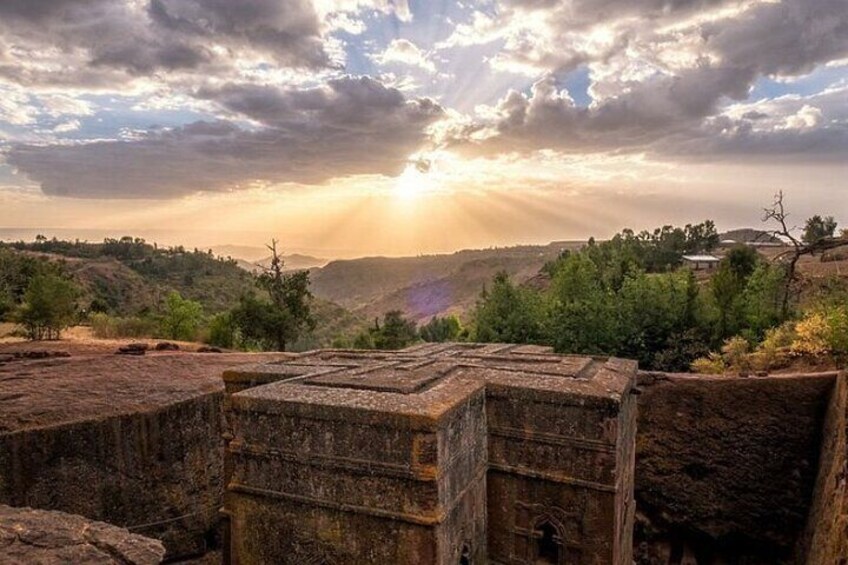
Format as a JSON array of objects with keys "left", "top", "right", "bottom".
[
  {"left": 420, "top": 315, "right": 462, "bottom": 342},
  {"left": 89, "top": 312, "right": 158, "bottom": 339},
  {"left": 823, "top": 307, "right": 848, "bottom": 359},
  {"left": 651, "top": 329, "right": 711, "bottom": 372},
  {"left": 691, "top": 353, "right": 726, "bottom": 374},
  {"left": 749, "top": 323, "right": 796, "bottom": 371},
  {"left": 690, "top": 336, "right": 752, "bottom": 374},
  {"left": 791, "top": 312, "right": 830, "bottom": 356},
  {"left": 352, "top": 330, "right": 375, "bottom": 350},
  {"left": 206, "top": 312, "right": 236, "bottom": 349},
  {"left": 721, "top": 336, "right": 752, "bottom": 372}
]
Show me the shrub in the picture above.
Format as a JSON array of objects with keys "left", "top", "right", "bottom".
[
  {"left": 89, "top": 312, "right": 158, "bottom": 339},
  {"left": 749, "top": 323, "right": 796, "bottom": 371},
  {"left": 352, "top": 330, "right": 375, "bottom": 350},
  {"left": 207, "top": 312, "right": 236, "bottom": 349},
  {"left": 420, "top": 315, "right": 462, "bottom": 342},
  {"left": 791, "top": 312, "right": 830, "bottom": 356},
  {"left": 721, "top": 336, "right": 752, "bottom": 372},
  {"left": 691, "top": 353, "right": 726, "bottom": 374},
  {"left": 823, "top": 307, "right": 848, "bottom": 359}
]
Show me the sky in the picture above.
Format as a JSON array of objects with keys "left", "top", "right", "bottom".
[{"left": 0, "top": 0, "right": 846, "bottom": 258}]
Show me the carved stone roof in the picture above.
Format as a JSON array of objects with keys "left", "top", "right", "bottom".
[{"left": 225, "top": 343, "right": 636, "bottom": 430}]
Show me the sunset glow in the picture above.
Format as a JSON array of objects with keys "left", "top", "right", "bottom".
[{"left": 0, "top": 0, "right": 844, "bottom": 256}]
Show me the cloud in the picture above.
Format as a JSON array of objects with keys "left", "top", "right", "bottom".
[
  {"left": 442, "top": 0, "right": 848, "bottom": 162},
  {"left": 446, "top": 70, "right": 848, "bottom": 163},
  {"left": 0, "top": 0, "right": 331, "bottom": 91},
  {"left": 372, "top": 39, "right": 435, "bottom": 72},
  {"left": 5, "top": 77, "right": 444, "bottom": 198},
  {"left": 0, "top": 87, "right": 39, "bottom": 126},
  {"left": 654, "top": 86, "right": 848, "bottom": 161}
]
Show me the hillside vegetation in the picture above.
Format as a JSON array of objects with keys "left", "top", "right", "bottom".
[
  {"left": 0, "top": 237, "right": 365, "bottom": 349},
  {"left": 309, "top": 242, "right": 581, "bottom": 321},
  {"left": 4, "top": 237, "right": 253, "bottom": 315}
]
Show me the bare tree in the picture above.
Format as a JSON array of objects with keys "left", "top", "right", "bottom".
[{"left": 763, "top": 191, "right": 847, "bottom": 317}]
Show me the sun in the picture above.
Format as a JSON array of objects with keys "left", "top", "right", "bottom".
[{"left": 393, "top": 164, "right": 432, "bottom": 201}]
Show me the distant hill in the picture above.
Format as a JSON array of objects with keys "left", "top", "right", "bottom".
[
  {"left": 6, "top": 240, "right": 257, "bottom": 315},
  {"left": 208, "top": 244, "right": 270, "bottom": 262},
  {"left": 720, "top": 228, "right": 784, "bottom": 245},
  {"left": 1, "top": 239, "right": 363, "bottom": 348},
  {"left": 248, "top": 253, "right": 328, "bottom": 273},
  {"left": 309, "top": 242, "right": 582, "bottom": 322},
  {"left": 210, "top": 245, "right": 327, "bottom": 272}
]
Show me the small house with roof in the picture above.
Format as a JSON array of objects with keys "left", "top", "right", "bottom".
[{"left": 682, "top": 254, "right": 721, "bottom": 271}]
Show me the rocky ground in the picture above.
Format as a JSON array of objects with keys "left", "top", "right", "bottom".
[
  {"left": 0, "top": 345, "right": 289, "bottom": 434},
  {"left": 0, "top": 504, "right": 165, "bottom": 564}
]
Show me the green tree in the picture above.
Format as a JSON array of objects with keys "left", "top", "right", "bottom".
[
  {"left": 207, "top": 311, "right": 236, "bottom": 349},
  {"left": 725, "top": 245, "right": 759, "bottom": 280},
  {"left": 229, "top": 293, "right": 272, "bottom": 349},
  {"left": 709, "top": 246, "right": 760, "bottom": 340},
  {"left": 228, "top": 241, "right": 315, "bottom": 351},
  {"left": 802, "top": 215, "right": 838, "bottom": 244},
  {"left": 419, "top": 315, "right": 462, "bottom": 342},
  {"left": 546, "top": 254, "right": 619, "bottom": 355},
  {"left": 372, "top": 310, "right": 418, "bottom": 350},
  {"left": 0, "top": 287, "right": 12, "bottom": 319},
  {"left": 15, "top": 273, "right": 79, "bottom": 340},
  {"left": 741, "top": 263, "right": 788, "bottom": 340},
  {"left": 474, "top": 272, "right": 545, "bottom": 344},
  {"left": 160, "top": 291, "right": 204, "bottom": 341},
  {"left": 617, "top": 270, "right": 700, "bottom": 367}
]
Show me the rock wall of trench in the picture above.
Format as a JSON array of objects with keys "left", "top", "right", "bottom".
[
  {"left": 633, "top": 372, "right": 837, "bottom": 564},
  {"left": 798, "top": 371, "right": 847, "bottom": 564},
  {"left": 0, "top": 392, "right": 224, "bottom": 559}
]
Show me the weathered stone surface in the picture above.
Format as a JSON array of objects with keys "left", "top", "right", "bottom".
[
  {"left": 799, "top": 371, "right": 848, "bottom": 564},
  {"left": 635, "top": 371, "right": 836, "bottom": 564},
  {"left": 0, "top": 504, "right": 165, "bottom": 564},
  {"left": 0, "top": 352, "right": 288, "bottom": 559},
  {"left": 223, "top": 343, "right": 638, "bottom": 565},
  {"left": 116, "top": 343, "right": 149, "bottom": 355}
]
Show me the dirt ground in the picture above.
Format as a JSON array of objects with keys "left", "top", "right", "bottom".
[{"left": 0, "top": 325, "right": 217, "bottom": 356}]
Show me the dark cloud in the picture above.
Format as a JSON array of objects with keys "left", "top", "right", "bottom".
[
  {"left": 0, "top": 0, "right": 104, "bottom": 22},
  {"left": 0, "top": 0, "right": 330, "bottom": 88},
  {"left": 197, "top": 77, "right": 427, "bottom": 128},
  {"left": 89, "top": 42, "right": 212, "bottom": 75},
  {"left": 656, "top": 119, "right": 848, "bottom": 162},
  {"left": 450, "top": 69, "right": 848, "bottom": 162},
  {"left": 703, "top": 0, "right": 848, "bottom": 77},
  {"left": 6, "top": 77, "right": 444, "bottom": 198},
  {"left": 148, "top": 0, "right": 328, "bottom": 67},
  {"left": 452, "top": 0, "right": 848, "bottom": 161}
]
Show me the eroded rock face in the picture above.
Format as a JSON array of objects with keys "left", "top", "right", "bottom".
[
  {"left": 0, "top": 504, "right": 165, "bottom": 564},
  {"left": 799, "top": 372, "right": 848, "bottom": 564},
  {"left": 0, "top": 352, "right": 289, "bottom": 559},
  {"left": 635, "top": 371, "right": 837, "bottom": 564}
]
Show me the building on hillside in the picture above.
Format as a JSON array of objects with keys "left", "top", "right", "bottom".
[
  {"left": 221, "top": 343, "right": 638, "bottom": 565},
  {"left": 682, "top": 254, "right": 721, "bottom": 271}
]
